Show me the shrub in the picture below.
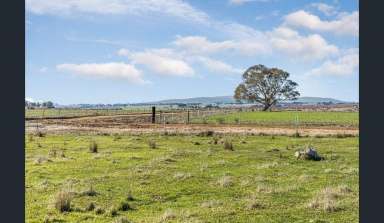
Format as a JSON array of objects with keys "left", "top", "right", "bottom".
[
  {"left": 36, "top": 131, "right": 45, "bottom": 137},
  {"left": 117, "top": 201, "right": 133, "bottom": 211},
  {"left": 54, "top": 191, "right": 73, "bottom": 212},
  {"left": 89, "top": 140, "right": 98, "bottom": 153},
  {"left": 234, "top": 117, "right": 240, "bottom": 124},
  {"left": 213, "top": 137, "right": 219, "bottom": 145},
  {"left": 293, "top": 131, "right": 301, "bottom": 138},
  {"left": 197, "top": 130, "right": 214, "bottom": 137},
  {"left": 148, "top": 139, "right": 157, "bottom": 149},
  {"left": 223, "top": 139, "right": 234, "bottom": 151}
]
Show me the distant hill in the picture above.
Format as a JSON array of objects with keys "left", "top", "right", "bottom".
[{"left": 143, "top": 96, "right": 348, "bottom": 105}]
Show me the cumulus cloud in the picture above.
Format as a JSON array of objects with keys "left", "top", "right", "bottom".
[
  {"left": 196, "top": 57, "right": 243, "bottom": 75},
  {"left": 123, "top": 49, "right": 194, "bottom": 77},
  {"left": 26, "top": 0, "right": 210, "bottom": 24},
  {"left": 229, "top": 0, "right": 271, "bottom": 5},
  {"left": 307, "top": 49, "right": 359, "bottom": 76},
  {"left": 176, "top": 28, "right": 338, "bottom": 61},
  {"left": 267, "top": 26, "right": 339, "bottom": 60},
  {"left": 56, "top": 62, "right": 146, "bottom": 84},
  {"left": 310, "top": 3, "right": 338, "bottom": 16},
  {"left": 174, "top": 35, "right": 269, "bottom": 56},
  {"left": 284, "top": 10, "right": 359, "bottom": 36}
]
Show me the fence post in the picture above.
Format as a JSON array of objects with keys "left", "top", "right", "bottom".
[
  {"left": 187, "top": 110, "right": 190, "bottom": 124},
  {"left": 152, "top": 106, "right": 156, "bottom": 124}
]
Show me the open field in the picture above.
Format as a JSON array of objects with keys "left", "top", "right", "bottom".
[
  {"left": 26, "top": 133, "right": 358, "bottom": 223},
  {"left": 192, "top": 111, "right": 358, "bottom": 127}
]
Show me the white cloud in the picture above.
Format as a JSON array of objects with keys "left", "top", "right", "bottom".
[
  {"left": 26, "top": 0, "right": 210, "bottom": 24},
  {"left": 125, "top": 49, "right": 194, "bottom": 77},
  {"left": 176, "top": 28, "right": 338, "bottom": 61},
  {"left": 196, "top": 57, "right": 243, "bottom": 75},
  {"left": 310, "top": 3, "right": 337, "bottom": 16},
  {"left": 117, "top": 48, "right": 130, "bottom": 56},
  {"left": 268, "top": 26, "right": 339, "bottom": 60},
  {"left": 39, "top": 67, "right": 48, "bottom": 72},
  {"left": 56, "top": 62, "right": 146, "bottom": 84},
  {"left": 284, "top": 10, "right": 359, "bottom": 36},
  {"left": 174, "top": 35, "right": 269, "bottom": 56},
  {"left": 229, "top": 0, "right": 271, "bottom": 5},
  {"left": 307, "top": 49, "right": 359, "bottom": 76}
]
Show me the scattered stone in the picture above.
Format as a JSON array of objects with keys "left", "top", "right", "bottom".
[{"left": 295, "top": 147, "right": 324, "bottom": 161}]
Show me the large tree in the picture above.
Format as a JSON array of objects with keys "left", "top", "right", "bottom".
[{"left": 234, "top": 64, "right": 300, "bottom": 111}]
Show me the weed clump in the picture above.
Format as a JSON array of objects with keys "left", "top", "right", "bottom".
[
  {"left": 217, "top": 176, "right": 234, "bottom": 187},
  {"left": 85, "top": 202, "right": 95, "bottom": 211},
  {"left": 94, "top": 207, "right": 105, "bottom": 215},
  {"left": 108, "top": 207, "right": 118, "bottom": 217},
  {"left": 54, "top": 190, "right": 73, "bottom": 213},
  {"left": 223, "top": 139, "right": 234, "bottom": 151},
  {"left": 118, "top": 201, "right": 133, "bottom": 211},
  {"left": 160, "top": 209, "right": 177, "bottom": 222},
  {"left": 89, "top": 140, "right": 98, "bottom": 153},
  {"left": 81, "top": 186, "right": 97, "bottom": 196}
]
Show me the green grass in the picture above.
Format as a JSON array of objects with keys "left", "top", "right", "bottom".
[
  {"left": 26, "top": 133, "right": 358, "bottom": 222},
  {"left": 193, "top": 111, "right": 359, "bottom": 127}
]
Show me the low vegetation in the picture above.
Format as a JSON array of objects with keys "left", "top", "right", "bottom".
[{"left": 26, "top": 133, "right": 358, "bottom": 222}]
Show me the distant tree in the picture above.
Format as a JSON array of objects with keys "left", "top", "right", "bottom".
[{"left": 234, "top": 64, "right": 300, "bottom": 111}]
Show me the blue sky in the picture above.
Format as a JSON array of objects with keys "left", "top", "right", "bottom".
[{"left": 26, "top": 0, "right": 359, "bottom": 104}]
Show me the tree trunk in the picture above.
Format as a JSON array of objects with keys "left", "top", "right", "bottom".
[{"left": 262, "top": 103, "right": 272, "bottom": 111}]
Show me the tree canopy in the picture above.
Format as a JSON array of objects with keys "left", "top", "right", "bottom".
[{"left": 234, "top": 64, "right": 299, "bottom": 111}]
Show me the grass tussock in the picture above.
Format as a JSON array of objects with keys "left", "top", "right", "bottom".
[
  {"left": 307, "top": 185, "right": 352, "bottom": 212},
  {"left": 94, "top": 207, "right": 105, "bottom": 215},
  {"left": 81, "top": 186, "right": 98, "bottom": 196},
  {"left": 223, "top": 139, "right": 234, "bottom": 151},
  {"left": 89, "top": 140, "right": 98, "bottom": 153},
  {"left": 54, "top": 190, "right": 73, "bottom": 213},
  {"left": 113, "top": 217, "right": 132, "bottom": 223},
  {"left": 85, "top": 202, "right": 95, "bottom": 211},
  {"left": 148, "top": 139, "right": 157, "bottom": 149},
  {"left": 160, "top": 209, "right": 177, "bottom": 222},
  {"left": 201, "top": 200, "right": 222, "bottom": 208},
  {"left": 217, "top": 176, "right": 234, "bottom": 187},
  {"left": 117, "top": 201, "right": 133, "bottom": 211}
]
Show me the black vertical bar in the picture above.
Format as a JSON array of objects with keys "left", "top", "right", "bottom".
[{"left": 152, "top": 106, "right": 156, "bottom": 123}]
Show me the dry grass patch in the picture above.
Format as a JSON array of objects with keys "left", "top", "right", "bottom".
[
  {"left": 148, "top": 139, "right": 157, "bottom": 149},
  {"left": 201, "top": 200, "right": 222, "bottom": 208},
  {"left": 307, "top": 185, "right": 352, "bottom": 212},
  {"left": 217, "top": 176, "right": 234, "bottom": 187},
  {"left": 160, "top": 209, "right": 177, "bottom": 222},
  {"left": 173, "top": 172, "right": 192, "bottom": 181},
  {"left": 53, "top": 190, "right": 73, "bottom": 212}
]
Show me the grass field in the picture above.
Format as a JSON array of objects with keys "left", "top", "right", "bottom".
[
  {"left": 195, "top": 111, "right": 359, "bottom": 127},
  {"left": 26, "top": 133, "right": 358, "bottom": 222}
]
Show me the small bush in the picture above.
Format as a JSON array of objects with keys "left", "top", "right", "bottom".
[
  {"left": 28, "top": 134, "right": 34, "bottom": 142},
  {"left": 54, "top": 191, "right": 73, "bottom": 213},
  {"left": 212, "top": 137, "right": 219, "bottom": 145},
  {"left": 85, "top": 202, "right": 95, "bottom": 211},
  {"left": 117, "top": 201, "right": 133, "bottom": 211},
  {"left": 234, "top": 118, "right": 240, "bottom": 124},
  {"left": 223, "top": 139, "right": 234, "bottom": 151},
  {"left": 197, "top": 130, "right": 214, "bottom": 137},
  {"left": 36, "top": 131, "right": 45, "bottom": 137},
  {"left": 148, "top": 139, "right": 157, "bottom": 149},
  {"left": 89, "top": 140, "right": 98, "bottom": 153}
]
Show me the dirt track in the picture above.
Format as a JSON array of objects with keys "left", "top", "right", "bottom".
[{"left": 25, "top": 122, "right": 358, "bottom": 136}]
